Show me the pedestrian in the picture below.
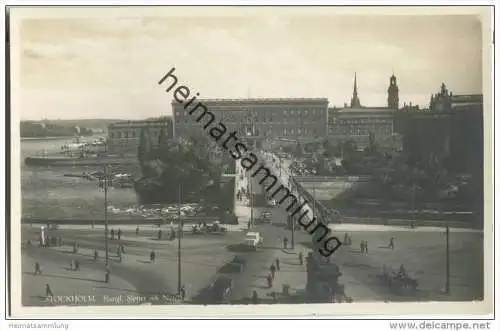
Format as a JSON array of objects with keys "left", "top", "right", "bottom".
[
  {"left": 158, "top": 229, "right": 163, "bottom": 240},
  {"left": 150, "top": 250, "right": 156, "bottom": 263},
  {"left": 270, "top": 264, "right": 276, "bottom": 280},
  {"left": 135, "top": 226, "right": 140, "bottom": 236},
  {"left": 74, "top": 260, "right": 80, "bottom": 271},
  {"left": 283, "top": 236, "right": 288, "bottom": 249},
  {"left": 117, "top": 247, "right": 122, "bottom": 262},
  {"left": 34, "top": 261, "right": 42, "bottom": 275},
  {"left": 117, "top": 228, "right": 122, "bottom": 240},
  {"left": 275, "top": 257, "right": 280, "bottom": 271},
  {"left": 105, "top": 268, "right": 110, "bottom": 283},
  {"left": 360, "top": 240, "right": 365, "bottom": 254},
  {"left": 180, "top": 285, "right": 186, "bottom": 300},
  {"left": 70, "top": 260, "right": 74, "bottom": 271},
  {"left": 251, "top": 290, "right": 259, "bottom": 304},
  {"left": 389, "top": 237, "right": 395, "bottom": 250},
  {"left": 364, "top": 240, "right": 369, "bottom": 254},
  {"left": 298, "top": 252, "right": 304, "bottom": 266},
  {"left": 110, "top": 229, "right": 115, "bottom": 240},
  {"left": 45, "top": 284, "right": 54, "bottom": 298},
  {"left": 266, "top": 274, "right": 273, "bottom": 288},
  {"left": 93, "top": 249, "right": 98, "bottom": 262}
]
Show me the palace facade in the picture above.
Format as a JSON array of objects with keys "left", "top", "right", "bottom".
[
  {"left": 107, "top": 117, "right": 173, "bottom": 155},
  {"left": 172, "top": 98, "right": 329, "bottom": 142}
]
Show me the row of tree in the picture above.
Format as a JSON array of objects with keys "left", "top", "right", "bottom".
[{"left": 135, "top": 127, "right": 231, "bottom": 206}]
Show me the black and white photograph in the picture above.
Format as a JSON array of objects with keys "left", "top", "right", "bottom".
[{"left": 7, "top": 5, "right": 494, "bottom": 319}]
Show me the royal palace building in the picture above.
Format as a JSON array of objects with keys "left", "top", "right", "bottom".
[
  {"left": 107, "top": 117, "right": 173, "bottom": 155},
  {"left": 172, "top": 98, "right": 329, "bottom": 142}
]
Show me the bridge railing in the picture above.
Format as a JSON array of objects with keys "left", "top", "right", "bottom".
[{"left": 258, "top": 152, "right": 333, "bottom": 228}]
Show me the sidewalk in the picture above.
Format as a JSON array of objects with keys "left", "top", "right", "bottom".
[
  {"left": 240, "top": 248, "right": 308, "bottom": 303},
  {"left": 234, "top": 161, "right": 251, "bottom": 224},
  {"left": 45, "top": 240, "right": 237, "bottom": 301},
  {"left": 23, "top": 223, "right": 249, "bottom": 233},
  {"left": 329, "top": 223, "right": 482, "bottom": 233},
  {"left": 22, "top": 253, "right": 137, "bottom": 306}
]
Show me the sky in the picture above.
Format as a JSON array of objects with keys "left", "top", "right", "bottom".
[{"left": 16, "top": 11, "right": 484, "bottom": 120}]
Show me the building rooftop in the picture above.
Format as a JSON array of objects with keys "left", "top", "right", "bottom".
[
  {"left": 333, "top": 107, "right": 395, "bottom": 114},
  {"left": 110, "top": 118, "right": 171, "bottom": 126},
  {"left": 451, "top": 94, "right": 483, "bottom": 104},
  {"left": 171, "top": 97, "right": 329, "bottom": 106}
]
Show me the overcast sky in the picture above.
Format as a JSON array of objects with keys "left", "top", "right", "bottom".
[{"left": 16, "top": 11, "right": 483, "bottom": 120}]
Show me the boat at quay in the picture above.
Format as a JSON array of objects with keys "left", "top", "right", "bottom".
[{"left": 24, "top": 156, "right": 139, "bottom": 167}]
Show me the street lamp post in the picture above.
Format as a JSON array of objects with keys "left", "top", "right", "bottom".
[
  {"left": 177, "top": 182, "right": 183, "bottom": 294},
  {"left": 249, "top": 173, "right": 254, "bottom": 228},
  {"left": 103, "top": 165, "right": 110, "bottom": 267},
  {"left": 445, "top": 222, "right": 450, "bottom": 294}
]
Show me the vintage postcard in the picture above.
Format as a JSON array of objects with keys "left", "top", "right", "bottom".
[{"left": 8, "top": 5, "right": 494, "bottom": 318}]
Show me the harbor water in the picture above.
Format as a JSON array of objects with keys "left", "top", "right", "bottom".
[{"left": 20, "top": 137, "right": 209, "bottom": 221}]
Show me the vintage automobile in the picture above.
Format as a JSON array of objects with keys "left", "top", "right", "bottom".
[
  {"left": 206, "top": 221, "right": 227, "bottom": 234},
  {"left": 191, "top": 221, "right": 227, "bottom": 235},
  {"left": 244, "top": 231, "right": 264, "bottom": 250},
  {"left": 229, "top": 255, "right": 247, "bottom": 273}
]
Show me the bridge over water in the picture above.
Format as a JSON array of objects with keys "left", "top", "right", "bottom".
[{"left": 257, "top": 151, "right": 355, "bottom": 225}]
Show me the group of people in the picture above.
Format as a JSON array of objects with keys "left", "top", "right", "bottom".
[
  {"left": 32, "top": 263, "right": 55, "bottom": 299},
  {"left": 266, "top": 256, "right": 284, "bottom": 289},
  {"left": 343, "top": 232, "right": 396, "bottom": 254},
  {"left": 35, "top": 235, "right": 63, "bottom": 248},
  {"left": 109, "top": 228, "right": 122, "bottom": 241},
  {"left": 236, "top": 187, "right": 250, "bottom": 203}
]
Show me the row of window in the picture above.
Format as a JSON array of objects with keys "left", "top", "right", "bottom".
[
  {"left": 175, "top": 109, "right": 325, "bottom": 118},
  {"left": 329, "top": 123, "right": 393, "bottom": 131},
  {"left": 175, "top": 118, "right": 325, "bottom": 126},
  {"left": 109, "top": 129, "right": 171, "bottom": 139},
  {"left": 174, "top": 127, "right": 319, "bottom": 137},
  {"left": 329, "top": 127, "right": 393, "bottom": 136},
  {"left": 330, "top": 118, "right": 392, "bottom": 125}
]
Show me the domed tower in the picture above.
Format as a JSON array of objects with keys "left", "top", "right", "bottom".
[{"left": 387, "top": 74, "right": 399, "bottom": 110}]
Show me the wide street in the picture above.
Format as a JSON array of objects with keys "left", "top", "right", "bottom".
[{"left": 21, "top": 155, "right": 484, "bottom": 305}]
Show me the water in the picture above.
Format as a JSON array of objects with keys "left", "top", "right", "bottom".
[{"left": 20, "top": 138, "right": 207, "bottom": 221}]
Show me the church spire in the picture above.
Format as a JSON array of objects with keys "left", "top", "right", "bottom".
[{"left": 350, "top": 72, "right": 361, "bottom": 108}]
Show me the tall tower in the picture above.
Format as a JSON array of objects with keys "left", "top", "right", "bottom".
[
  {"left": 350, "top": 73, "right": 361, "bottom": 108},
  {"left": 387, "top": 74, "right": 399, "bottom": 109}
]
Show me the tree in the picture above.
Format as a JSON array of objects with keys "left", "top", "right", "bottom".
[
  {"left": 138, "top": 127, "right": 153, "bottom": 175},
  {"left": 295, "top": 142, "right": 303, "bottom": 158}
]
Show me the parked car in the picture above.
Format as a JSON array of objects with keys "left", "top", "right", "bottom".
[
  {"left": 206, "top": 221, "right": 227, "bottom": 235},
  {"left": 244, "top": 231, "right": 263, "bottom": 250},
  {"left": 229, "top": 255, "right": 247, "bottom": 272}
]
